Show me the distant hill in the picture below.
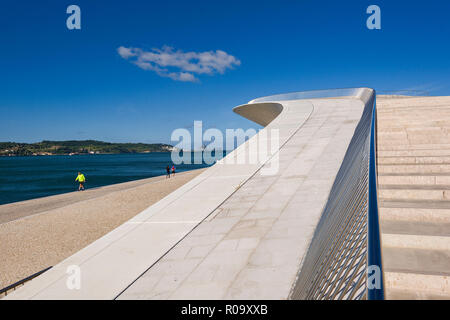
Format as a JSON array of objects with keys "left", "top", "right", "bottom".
[{"left": 0, "top": 140, "right": 174, "bottom": 156}]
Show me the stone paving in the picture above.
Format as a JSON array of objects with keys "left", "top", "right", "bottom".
[{"left": 118, "top": 97, "right": 365, "bottom": 299}]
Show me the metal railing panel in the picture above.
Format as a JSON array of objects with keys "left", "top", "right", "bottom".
[{"left": 285, "top": 88, "right": 384, "bottom": 300}]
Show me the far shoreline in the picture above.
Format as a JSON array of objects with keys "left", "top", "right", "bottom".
[{"left": 0, "top": 151, "right": 173, "bottom": 157}]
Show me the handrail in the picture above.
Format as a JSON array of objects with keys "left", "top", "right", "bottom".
[
  {"left": 367, "top": 94, "right": 385, "bottom": 299},
  {"left": 283, "top": 88, "right": 384, "bottom": 300},
  {"left": 0, "top": 266, "right": 52, "bottom": 297}
]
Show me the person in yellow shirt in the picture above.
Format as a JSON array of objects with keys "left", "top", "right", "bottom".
[{"left": 75, "top": 172, "right": 86, "bottom": 191}]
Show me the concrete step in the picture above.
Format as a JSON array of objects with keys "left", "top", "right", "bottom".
[
  {"left": 380, "top": 207, "right": 450, "bottom": 223},
  {"left": 380, "top": 184, "right": 450, "bottom": 190},
  {"left": 378, "top": 113, "right": 450, "bottom": 117},
  {"left": 381, "top": 220, "right": 450, "bottom": 237},
  {"left": 379, "top": 156, "right": 450, "bottom": 165},
  {"left": 382, "top": 234, "right": 450, "bottom": 276},
  {"left": 378, "top": 133, "right": 450, "bottom": 140},
  {"left": 379, "top": 150, "right": 450, "bottom": 157},
  {"left": 379, "top": 176, "right": 435, "bottom": 185},
  {"left": 378, "top": 122, "right": 450, "bottom": 129},
  {"left": 380, "top": 199, "right": 450, "bottom": 209},
  {"left": 378, "top": 175, "right": 450, "bottom": 185},
  {"left": 379, "top": 187, "right": 450, "bottom": 201},
  {"left": 378, "top": 111, "right": 450, "bottom": 115},
  {"left": 381, "top": 126, "right": 446, "bottom": 132},
  {"left": 385, "top": 272, "right": 450, "bottom": 300},
  {"left": 378, "top": 164, "right": 450, "bottom": 174},
  {"left": 377, "top": 109, "right": 450, "bottom": 115},
  {"left": 377, "top": 143, "right": 450, "bottom": 152},
  {"left": 380, "top": 207, "right": 450, "bottom": 237},
  {"left": 378, "top": 138, "right": 450, "bottom": 146},
  {"left": 379, "top": 128, "right": 450, "bottom": 134},
  {"left": 378, "top": 173, "right": 450, "bottom": 177},
  {"left": 378, "top": 123, "right": 450, "bottom": 130}
]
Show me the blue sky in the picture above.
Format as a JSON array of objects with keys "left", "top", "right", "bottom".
[{"left": 1, "top": 0, "right": 450, "bottom": 144}]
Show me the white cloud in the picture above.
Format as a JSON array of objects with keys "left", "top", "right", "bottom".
[
  {"left": 117, "top": 46, "right": 136, "bottom": 59},
  {"left": 117, "top": 45, "right": 241, "bottom": 82}
]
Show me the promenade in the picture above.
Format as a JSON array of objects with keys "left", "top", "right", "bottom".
[{"left": 0, "top": 169, "right": 205, "bottom": 289}]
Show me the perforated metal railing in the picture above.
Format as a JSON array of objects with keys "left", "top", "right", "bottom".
[{"left": 254, "top": 88, "right": 384, "bottom": 300}]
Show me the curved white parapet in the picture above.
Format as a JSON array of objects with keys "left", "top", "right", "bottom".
[
  {"left": 5, "top": 88, "right": 378, "bottom": 300},
  {"left": 233, "top": 102, "right": 283, "bottom": 126}
]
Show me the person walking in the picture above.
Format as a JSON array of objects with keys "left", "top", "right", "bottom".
[
  {"left": 166, "top": 165, "right": 171, "bottom": 179},
  {"left": 75, "top": 172, "right": 86, "bottom": 191},
  {"left": 171, "top": 165, "right": 176, "bottom": 177}
]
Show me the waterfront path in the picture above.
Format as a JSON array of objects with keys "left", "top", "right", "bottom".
[{"left": 0, "top": 169, "right": 205, "bottom": 289}]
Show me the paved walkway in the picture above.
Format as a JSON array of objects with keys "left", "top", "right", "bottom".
[
  {"left": 0, "top": 170, "right": 205, "bottom": 290},
  {"left": 377, "top": 96, "right": 450, "bottom": 299},
  {"left": 118, "top": 93, "right": 369, "bottom": 299}
]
